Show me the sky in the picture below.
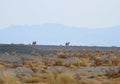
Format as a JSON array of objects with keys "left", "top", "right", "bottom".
[{"left": 0, "top": 0, "right": 120, "bottom": 28}]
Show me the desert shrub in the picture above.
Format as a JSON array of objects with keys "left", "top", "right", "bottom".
[
  {"left": 0, "top": 65, "right": 5, "bottom": 70},
  {"left": 42, "top": 57, "right": 64, "bottom": 66},
  {"left": 21, "top": 58, "right": 29, "bottom": 66},
  {"left": 109, "top": 56, "right": 120, "bottom": 66},
  {"left": 29, "top": 61, "right": 48, "bottom": 73},
  {"left": 23, "top": 76, "right": 42, "bottom": 83},
  {"left": 4, "top": 52, "right": 9, "bottom": 56},
  {"left": 91, "top": 55, "right": 120, "bottom": 66},
  {"left": 76, "top": 78, "right": 120, "bottom": 84},
  {"left": 54, "top": 59, "right": 63, "bottom": 66},
  {"left": 71, "top": 52, "right": 80, "bottom": 57},
  {"left": 102, "top": 80, "right": 120, "bottom": 84},
  {"left": 79, "top": 72, "right": 88, "bottom": 76},
  {"left": 11, "top": 51, "right": 16, "bottom": 56},
  {"left": 28, "top": 61, "right": 39, "bottom": 73},
  {"left": 46, "top": 72, "right": 75, "bottom": 84},
  {"left": 57, "top": 52, "right": 68, "bottom": 58},
  {"left": 0, "top": 63, "right": 5, "bottom": 70},
  {"left": 63, "top": 62, "right": 71, "bottom": 67},
  {"left": 0, "top": 71, "right": 20, "bottom": 84},
  {"left": 69, "top": 64, "right": 77, "bottom": 69},
  {"left": 71, "top": 58, "right": 91, "bottom": 67},
  {"left": 77, "top": 79, "right": 89, "bottom": 84},
  {"left": 63, "top": 58, "right": 92, "bottom": 68},
  {"left": 31, "top": 51, "right": 39, "bottom": 56},
  {"left": 23, "top": 72, "right": 47, "bottom": 84},
  {"left": 105, "top": 68, "right": 120, "bottom": 78},
  {"left": 56, "top": 73, "right": 76, "bottom": 84},
  {"left": 77, "top": 79, "right": 101, "bottom": 84},
  {"left": 93, "top": 56, "right": 103, "bottom": 66},
  {"left": 32, "top": 60, "right": 46, "bottom": 68},
  {"left": 45, "top": 73, "right": 56, "bottom": 84}
]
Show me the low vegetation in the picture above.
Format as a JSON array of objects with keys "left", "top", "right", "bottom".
[
  {"left": 0, "top": 48, "right": 120, "bottom": 84},
  {"left": 0, "top": 71, "right": 20, "bottom": 84}
]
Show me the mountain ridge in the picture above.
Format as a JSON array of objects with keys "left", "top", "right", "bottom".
[{"left": 0, "top": 23, "right": 120, "bottom": 46}]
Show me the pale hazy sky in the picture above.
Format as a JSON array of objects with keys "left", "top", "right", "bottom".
[{"left": 0, "top": 0, "right": 120, "bottom": 28}]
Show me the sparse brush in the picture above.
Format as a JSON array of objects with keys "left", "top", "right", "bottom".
[
  {"left": 109, "top": 56, "right": 120, "bottom": 66},
  {"left": 0, "top": 71, "right": 20, "bottom": 84},
  {"left": 103, "top": 80, "right": 120, "bottom": 84},
  {"left": 31, "top": 51, "right": 39, "bottom": 56},
  {"left": 46, "top": 72, "right": 76, "bottom": 84},
  {"left": 42, "top": 57, "right": 49, "bottom": 65},
  {"left": 54, "top": 59, "right": 63, "bottom": 66},
  {"left": 79, "top": 72, "right": 88, "bottom": 76},
  {"left": 23, "top": 76, "right": 42, "bottom": 83},
  {"left": 57, "top": 52, "right": 68, "bottom": 58},
  {"left": 56, "top": 73, "right": 76, "bottom": 84},
  {"left": 0, "top": 65, "right": 5, "bottom": 70},
  {"left": 0, "top": 62, "right": 5, "bottom": 70},
  {"left": 77, "top": 79, "right": 101, "bottom": 84},
  {"left": 11, "top": 51, "right": 16, "bottom": 56},
  {"left": 105, "top": 68, "right": 120, "bottom": 78},
  {"left": 41, "top": 57, "right": 63, "bottom": 66},
  {"left": 3, "top": 52, "right": 9, "bottom": 56},
  {"left": 69, "top": 64, "right": 77, "bottom": 69},
  {"left": 71, "top": 58, "right": 91, "bottom": 67},
  {"left": 28, "top": 61, "right": 39, "bottom": 73},
  {"left": 32, "top": 60, "right": 46, "bottom": 68},
  {"left": 93, "top": 56, "right": 103, "bottom": 66},
  {"left": 21, "top": 57, "right": 28, "bottom": 65},
  {"left": 63, "top": 62, "right": 71, "bottom": 67},
  {"left": 45, "top": 73, "right": 56, "bottom": 84}
]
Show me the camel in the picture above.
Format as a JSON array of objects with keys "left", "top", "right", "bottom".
[
  {"left": 32, "top": 41, "right": 36, "bottom": 45},
  {"left": 65, "top": 42, "right": 70, "bottom": 46}
]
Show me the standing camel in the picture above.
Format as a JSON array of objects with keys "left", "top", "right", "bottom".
[
  {"left": 32, "top": 41, "right": 37, "bottom": 45},
  {"left": 65, "top": 42, "right": 70, "bottom": 46}
]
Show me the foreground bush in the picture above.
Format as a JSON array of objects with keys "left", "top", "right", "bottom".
[
  {"left": 46, "top": 72, "right": 75, "bottom": 84},
  {"left": 23, "top": 76, "right": 42, "bottom": 83},
  {"left": 0, "top": 71, "right": 20, "bottom": 84}
]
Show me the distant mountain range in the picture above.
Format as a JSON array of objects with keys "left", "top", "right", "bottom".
[{"left": 0, "top": 23, "right": 120, "bottom": 46}]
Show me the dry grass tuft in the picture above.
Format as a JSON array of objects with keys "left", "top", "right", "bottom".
[
  {"left": 71, "top": 58, "right": 91, "bottom": 67},
  {"left": 0, "top": 63, "right": 5, "bottom": 70},
  {"left": 0, "top": 71, "right": 20, "bottom": 84},
  {"left": 31, "top": 51, "right": 39, "bottom": 56},
  {"left": 23, "top": 76, "right": 42, "bottom": 83},
  {"left": 57, "top": 52, "right": 68, "bottom": 59},
  {"left": 46, "top": 72, "right": 75, "bottom": 84},
  {"left": 3, "top": 52, "right": 9, "bottom": 56},
  {"left": 105, "top": 68, "right": 120, "bottom": 79}
]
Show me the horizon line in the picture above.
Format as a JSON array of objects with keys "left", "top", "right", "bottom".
[{"left": 0, "top": 23, "right": 120, "bottom": 29}]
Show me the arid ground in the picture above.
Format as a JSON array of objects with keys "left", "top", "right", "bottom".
[{"left": 0, "top": 44, "right": 120, "bottom": 84}]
